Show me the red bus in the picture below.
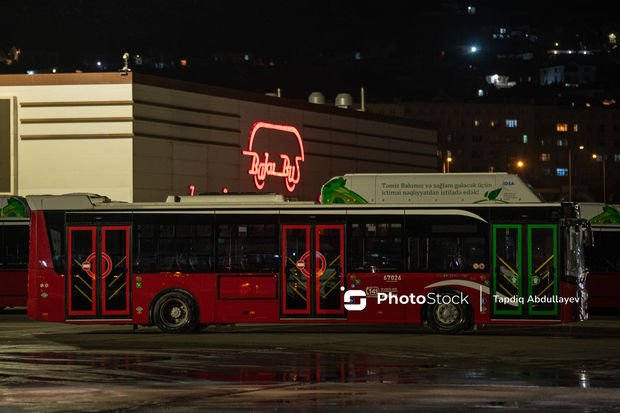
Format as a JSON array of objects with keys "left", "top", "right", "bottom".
[
  {"left": 0, "top": 196, "right": 30, "bottom": 310},
  {"left": 26, "top": 192, "right": 590, "bottom": 333},
  {"left": 581, "top": 203, "right": 620, "bottom": 310}
]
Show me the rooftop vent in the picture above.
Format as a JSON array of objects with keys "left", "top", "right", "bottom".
[
  {"left": 308, "top": 91, "right": 326, "bottom": 104},
  {"left": 335, "top": 93, "right": 353, "bottom": 108}
]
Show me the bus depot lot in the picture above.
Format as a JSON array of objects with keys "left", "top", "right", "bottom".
[{"left": 1, "top": 312, "right": 620, "bottom": 412}]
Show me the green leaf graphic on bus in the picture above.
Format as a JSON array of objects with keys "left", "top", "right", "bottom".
[
  {"left": 0, "top": 197, "right": 26, "bottom": 217},
  {"left": 320, "top": 177, "right": 368, "bottom": 204},
  {"left": 590, "top": 205, "right": 620, "bottom": 224},
  {"left": 474, "top": 187, "right": 507, "bottom": 203}
]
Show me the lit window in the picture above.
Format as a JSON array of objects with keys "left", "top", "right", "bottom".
[
  {"left": 573, "top": 123, "right": 579, "bottom": 132},
  {"left": 474, "top": 120, "right": 480, "bottom": 127},
  {"left": 556, "top": 139, "right": 568, "bottom": 146},
  {"left": 522, "top": 134, "right": 528, "bottom": 144},
  {"left": 556, "top": 168, "right": 568, "bottom": 176},
  {"left": 540, "top": 153, "right": 551, "bottom": 161},
  {"left": 556, "top": 123, "right": 568, "bottom": 132},
  {"left": 505, "top": 119, "right": 518, "bottom": 128},
  {"left": 614, "top": 154, "right": 620, "bottom": 162},
  {"left": 490, "top": 120, "right": 496, "bottom": 128}
]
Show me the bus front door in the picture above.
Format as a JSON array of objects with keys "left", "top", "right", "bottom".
[
  {"left": 67, "top": 226, "right": 130, "bottom": 319},
  {"left": 491, "top": 224, "right": 559, "bottom": 319},
  {"left": 281, "top": 225, "right": 345, "bottom": 318}
]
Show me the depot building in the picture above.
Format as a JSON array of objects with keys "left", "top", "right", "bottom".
[{"left": 0, "top": 72, "right": 437, "bottom": 202}]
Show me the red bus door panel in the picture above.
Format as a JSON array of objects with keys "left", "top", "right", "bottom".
[
  {"left": 101, "top": 227, "right": 130, "bottom": 316},
  {"left": 68, "top": 227, "right": 97, "bottom": 316},
  {"left": 282, "top": 226, "right": 311, "bottom": 315},
  {"left": 315, "top": 225, "right": 344, "bottom": 315}
]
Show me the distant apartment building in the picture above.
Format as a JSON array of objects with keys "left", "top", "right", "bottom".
[
  {"left": 540, "top": 63, "right": 597, "bottom": 87},
  {"left": 370, "top": 101, "right": 620, "bottom": 202}
]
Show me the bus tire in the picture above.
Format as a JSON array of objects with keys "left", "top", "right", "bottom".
[
  {"left": 426, "top": 291, "right": 472, "bottom": 334},
  {"left": 153, "top": 291, "right": 198, "bottom": 333}
]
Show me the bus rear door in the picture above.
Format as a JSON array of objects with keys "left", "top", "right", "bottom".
[{"left": 67, "top": 226, "right": 131, "bottom": 319}]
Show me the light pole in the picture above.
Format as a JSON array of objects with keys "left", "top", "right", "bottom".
[
  {"left": 569, "top": 145, "right": 585, "bottom": 201},
  {"left": 592, "top": 153, "right": 607, "bottom": 203},
  {"left": 568, "top": 148, "right": 572, "bottom": 201}
]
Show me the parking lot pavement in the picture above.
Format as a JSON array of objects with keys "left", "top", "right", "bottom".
[{"left": 1, "top": 311, "right": 620, "bottom": 412}]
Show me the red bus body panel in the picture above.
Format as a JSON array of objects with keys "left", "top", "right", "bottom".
[
  {"left": 587, "top": 272, "right": 620, "bottom": 309},
  {"left": 28, "top": 211, "right": 65, "bottom": 322},
  {"left": 0, "top": 269, "right": 27, "bottom": 307}
]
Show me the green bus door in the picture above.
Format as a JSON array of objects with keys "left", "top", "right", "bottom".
[{"left": 492, "top": 224, "right": 558, "bottom": 319}]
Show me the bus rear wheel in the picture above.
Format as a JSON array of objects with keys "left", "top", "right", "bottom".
[
  {"left": 153, "top": 291, "right": 198, "bottom": 333},
  {"left": 426, "top": 292, "right": 472, "bottom": 334}
]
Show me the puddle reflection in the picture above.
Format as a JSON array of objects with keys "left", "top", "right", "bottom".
[{"left": 2, "top": 350, "right": 618, "bottom": 389}]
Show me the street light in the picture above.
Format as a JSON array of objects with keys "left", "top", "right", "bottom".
[
  {"left": 568, "top": 146, "right": 585, "bottom": 201},
  {"left": 516, "top": 160, "right": 525, "bottom": 169},
  {"left": 592, "top": 153, "right": 607, "bottom": 203},
  {"left": 442, "top": 150, "right": 453, "bottom": 173}
]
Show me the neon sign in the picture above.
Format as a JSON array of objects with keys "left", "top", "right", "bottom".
[{"left": 242, "top": 121, "right": 305, "bottom": 192}]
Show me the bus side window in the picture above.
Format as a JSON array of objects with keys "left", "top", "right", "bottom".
[
  {"left": 406, "top": 215, "right": 488, "bottom": 273},
  {"left": 215, "top": 222, "right": 277, "bottom": 273},
  {"left": 133, "top": 217, "right": 213, "bottom": 274},
  {"left": 349, "top": 220, "right": 403, "bottom": 273}
]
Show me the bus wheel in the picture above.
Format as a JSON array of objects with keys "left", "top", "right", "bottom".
[
  {"left": 426, "top": 292, "right": 472, "bottom": 334},
  {"left": 153, "top": 291, "right": 198, "bottom": 333}
]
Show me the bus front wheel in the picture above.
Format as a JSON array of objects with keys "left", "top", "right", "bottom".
[
  {"left": 153, "top": 291, "right": 198, "bottom": 333},
  {"left": 426, "top": 291, "right": 472, "bottom": 334}
]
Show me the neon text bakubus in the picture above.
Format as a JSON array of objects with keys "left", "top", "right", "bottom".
[
  {"left": 0, "top": 196, "right": 29, "bottom": 310},
  {"left": 27, "top": 191, "right": 590, "bottom": 333}
]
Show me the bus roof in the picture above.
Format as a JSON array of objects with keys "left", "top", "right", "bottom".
[{"left": 25, "top": 193, "right": 560, "bottom": 213}]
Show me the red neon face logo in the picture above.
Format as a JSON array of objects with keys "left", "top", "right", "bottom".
[{"left": 242, "top": 121, "right": 305, "bottom": 192}]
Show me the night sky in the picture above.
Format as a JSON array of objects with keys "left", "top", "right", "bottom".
[{"left": 2, "top": 1, "right": 618, "bottom": 100}]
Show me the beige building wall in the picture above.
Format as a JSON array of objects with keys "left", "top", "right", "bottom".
[{"left": 0, "top": 73, "right": 134, "bottom": 201}]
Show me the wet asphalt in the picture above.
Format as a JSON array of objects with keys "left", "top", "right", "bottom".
[{"left": 1, "top": 309, "right": 620, "bottom": 412}]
